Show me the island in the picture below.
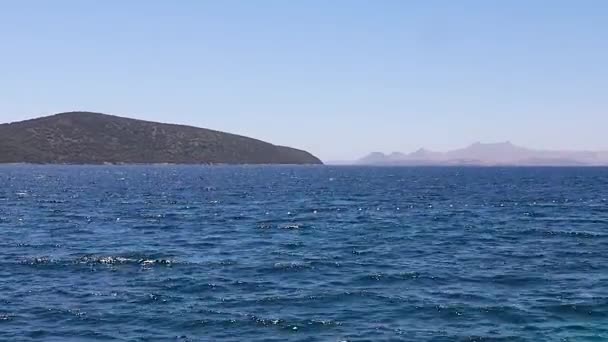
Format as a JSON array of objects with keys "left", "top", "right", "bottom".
[
  {"left": 354, "top": 142, "right": 608, "bottom": 166},
  {"left": 0, "top": 112, "right": 323, "bottom": 165}
]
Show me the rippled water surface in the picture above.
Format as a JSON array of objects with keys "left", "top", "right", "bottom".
[{"left": 1, "top": 165, "right": 607, "bottom": 341}]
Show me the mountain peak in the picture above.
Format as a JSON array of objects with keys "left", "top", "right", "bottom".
[
  {"left": 470, "top": 141, "right": 513, "bottom": 148},
  {"left": 409, "top": 148, "right": 439, "bottom": 158}
]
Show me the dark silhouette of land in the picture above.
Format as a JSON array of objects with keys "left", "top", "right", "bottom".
[
  {"left": 355, "top": 142, "right": 608, "bottom": 166},
  {"left": 0, "top": 112, "right": 322, "bottom": 165}
]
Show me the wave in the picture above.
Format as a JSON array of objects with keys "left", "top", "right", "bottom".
[
  {"left": 356, "top": 271, "right": 443, "bottom": 284},
  {"left": 15, "top": 254, "right": 175, "bottom": 267},
  {"left": 519, "top": 228, "right": 607, "bottom": 239}
]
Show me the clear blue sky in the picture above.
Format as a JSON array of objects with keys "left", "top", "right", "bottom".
[{"left": 1, "top": 0, "right": 607, "bottom": 161}]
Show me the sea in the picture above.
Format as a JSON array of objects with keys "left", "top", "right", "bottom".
[{"left": 0, "top": 165, "right": 607, "bottom": 341}]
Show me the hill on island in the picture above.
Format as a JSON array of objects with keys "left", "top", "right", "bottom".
[
  {"left": 0, "top": 112, "right": 322, "bottom": 165},
  {"left": 357, "top": 142, "right": 608, "bottom": 166}
]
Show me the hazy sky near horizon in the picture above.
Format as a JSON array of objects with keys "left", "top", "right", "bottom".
[{"left": 1, "top": 1, "right": 607, "bottom": 161}]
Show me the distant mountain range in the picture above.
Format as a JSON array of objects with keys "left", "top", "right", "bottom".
[
  {"left": 354, "top": 142, "right": 608, "bottom": 166},
  {"left": 0, "top": 112, "right": 322, "bottom": 165}
]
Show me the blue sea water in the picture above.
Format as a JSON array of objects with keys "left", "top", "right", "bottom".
[{"left": 0, "top": 165, "right": 607, "bottom": 342}]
